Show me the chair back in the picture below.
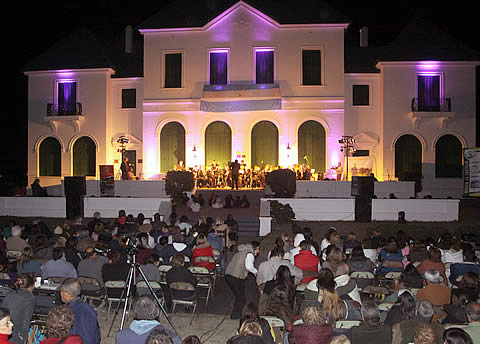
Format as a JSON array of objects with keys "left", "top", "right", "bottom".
[
  {"left": 158, "top": 265, "right": 172, "bottom": 273},
  {"left": 194, "top": 256, "right": 215, "bottom": 264},
  {"left": 385, "top": 271, "right": 402, "bottom": 280},
  {"left": 6, "top": 251, "right": 22, "bottom": 261},
  {"left": 105, "top": 280, "right": 126, "bottom": 298},
  {"left": 261, "top": 316, "right": 285, "bottom": 328},
  {"left": 188, "top": 266, "right": 210, "bottom": 275},
  {"left": 78, "top": 276, "right": 102, "bottom": 291},
  {"left": 351, "top": 271, "right": 374, "bottom": 279},
  {"left": 170, "top": 281, "right": 195, "bottom": 292},
  {"left": 0, "top": 273, "right": 10, "bottom": 280},
  {"left": 335, "top": 320, "right": 361, "bottom": 329},
  {"left": 46, "top": 276, "right": 65, "bottom": 284}
]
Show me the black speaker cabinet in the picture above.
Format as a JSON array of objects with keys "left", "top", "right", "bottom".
[
  {"left": 355, "top": 196, "right": 372, "bottom": 222},
  {"left": 351, "top": 176, "right": 374, "bottom": 197},
  {"left": 64, "top": 176, "right": 86, "bottom": 219},
  {"left": 64, "top": 176, "right": 86, "bottom": 196}
]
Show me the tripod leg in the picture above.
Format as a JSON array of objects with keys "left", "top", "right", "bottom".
[
  {"left": 106, "top": 264, "right": 134, "bottom": 337},
  {"left": 120, "top": 265, "right": 135, "bottom": 330}
]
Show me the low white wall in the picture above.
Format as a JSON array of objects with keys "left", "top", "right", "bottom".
[
  {"left": 262, "top": 198, "right": 356, "bottom": 222},
  {"left": 0, "top": 197, "right": 66, "bottom": 218},
  {"left": 372, "top": 199, "right": 460, "bottom": 221},
  {"left": 46, "top": 180, "right": 168, "bottom": 198},
  {"left": 295, "top": 181, "right": 415, "bottom": 199},
  {"left": 83, "top": 197, "right": 172, "bottom": 218}
]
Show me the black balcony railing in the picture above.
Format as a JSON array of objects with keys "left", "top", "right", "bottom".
[
  {"left": 411, "top": 97, "right": 451, "bottom": 112},
  {"left": 47, "top": 102, "right": 83, "bottom": 116}
]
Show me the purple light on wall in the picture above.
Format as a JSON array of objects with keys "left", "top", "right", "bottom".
[{"left": 418, "top": 61, "right": 440, "bottom": 71}]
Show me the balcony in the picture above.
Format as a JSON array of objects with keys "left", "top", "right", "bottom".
[
  {"left": 47, "top": 102, "right": 83, "bottom": 116},
  {"left": 45, "top": 102, "right": 84, "bottom": 132},
  {"left": 409, "top": 97, "right": 455, "bottom": 129}
]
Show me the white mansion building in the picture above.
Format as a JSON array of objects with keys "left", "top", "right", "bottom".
[{"left": 24, "top": 0, "right": 479, "bottom": 198}]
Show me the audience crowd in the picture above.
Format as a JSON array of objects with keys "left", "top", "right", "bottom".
[{"left": 0, "top": 212, "right": 479, "bottom": 344}]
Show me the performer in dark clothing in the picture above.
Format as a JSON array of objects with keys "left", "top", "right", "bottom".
[
  {"left": 230, "top": 160, "right": 241, "bottom": 190},
  {"left": 120, "top": 157, "right": 130, "bottom": 180}
]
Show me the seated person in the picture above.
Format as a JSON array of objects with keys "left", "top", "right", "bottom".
[
  {"left": 42, "top": 305, "right": 83, "bottom": 344},
  {"left": 416, "top": 247, "right": 448, "bottom": 285},
  {"left": 41, "top": 247, "right": 77, "bottom": 279},
  {"left": 191, "top": 233, "right": 215, "bottom": 271},
  {"left": 398, "top": 263, "right": 424, "bottom": 289},
  {"left": 6, "top": 225, "right": 28, "bottom": 253},
  {"left": 294, "top": 241, "right": 320, "bottom": 284},
  {"left": 451, "top": 272, "right": 480, "bottom": 303},
  {"left": 166, "top": 254, "right": 197, "bottom": 301},
  {"left": 442, "top": 239, "right": 464, "bottom": 264},
  {"left": 376, "top": 237, "right": 403, "bottom": 275},
  {"left": 449, "top": 246, "right": 480, "bottom": 286},
  {"left": 416, "top": 269, "right": 451, "bottom": 306},
  {"left": 240, "top": 195, "right": 250, "bottom": 208},
  {"left": 116, "top": 295, "right": 181, "bottom": 344},
  {"left": 101, "top": 251, "right": 130, "bottom": 298},
  {"left": 464, "top": 301, "right": 480, "bottom": 342},
  {"left": 159, "top": 232, "right": 192, "bottom": 264},
  {"left": 140, "top": 254, "right": 162, "bottom": 282},
  {"left": 322, "top": 247, "right": 349, "bottom": 277},
  {"left": 287, "top": 305, "right": 332, "bottom": 344},
  {"left": 351, "top": 302, "right": 392, "bottom": 342},
  {"left": 31, "top": 178, "right": 48, "bottom": 197}
]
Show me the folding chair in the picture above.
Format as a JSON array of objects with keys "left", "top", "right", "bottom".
[
  {"left": 385, "top": 271, "right": 402, "bottom": 280},
  {"left": 188, "top": 265, "right": 213, "bottom": 305},
  {"left": 6, "top": 250, "right": 22, "bottom": 263},
  {"left": 378, "top": 302, "right": 395, "bottom": 312},
  {"left": 170, "top": 282, "right": 197, "bottom": 324},
  {"left": 104, "top": 280, "right": 131, "bottom": 320},
  {"left": 0, "top": 273, "right": 10, "bottom": 280},
  {"left": 136, "top": 280, "right": 165, "bottom": 306},
  {"left": 78, "top": 276, "right": 105, "bottom": 310},
  {"left": 193, "top": 256, "right": 217, "bottom": 289},
  {"left": 158, "top": 265, "right": 172, "bottom": 287},
  {"left": 261, "top": 316, "right": 284, "bottom": 343},
  {"left": 335, "top": 320, "right": 361, "bottom": 329},
  {"left": 350, "top": 271, "right": 374, "bottom": 290}
]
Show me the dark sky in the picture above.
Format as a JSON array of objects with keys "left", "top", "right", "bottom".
[{"left": 3, "top": 0, "right": 479, "bottom": 186}]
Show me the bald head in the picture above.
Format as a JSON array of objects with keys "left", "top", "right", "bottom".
[{"left": 85, "top": 246, "right": 97, "bottom": 258}]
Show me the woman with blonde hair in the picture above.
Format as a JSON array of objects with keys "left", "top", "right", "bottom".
[
  {"left": 227, "top": 319, "right": 264, "bottom": 344},
  {"left": 323, "top": 247, "right": 349, "bottom": 277},
  {"left": 288, "top": 306, "right": 332, "bottom": 344}
]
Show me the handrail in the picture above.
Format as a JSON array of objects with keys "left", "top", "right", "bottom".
[
  {"left": 47, "top": 102, "right": 83, "bottom": 116},
  {"left": 411, "top": 97, "right": 451, "bottom": 112}
]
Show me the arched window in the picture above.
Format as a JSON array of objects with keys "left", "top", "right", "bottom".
[
  {"left": 73, "top": 136, "right": 96, "bottom": 176},
  {"left": 160, "top": 122, "right": 186, "bottom": 172},
  {"left": 39, "top": 137, "right": 61, "bottom": 176},
  {"left": 205, "top": 121, "right": 232, "bottom": 167},
  {"left": 395, "top": 134, "right": 422, "bottom": 179},
  {"left": 298, "top": 120, "right": 326, "bottom": 173},
  {"left": 251, "top": 121, "right": 278, "bottom": 168},
  {"left": 435, "top": 134, "right": 462, "bottom": 178}
]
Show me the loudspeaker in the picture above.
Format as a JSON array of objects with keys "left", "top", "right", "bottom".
[
  {"left": 64, "top": 176, "right": 86, "bottom": 196},
  {"left": 64, "top": 176, "right": 85, "bottom": 219},
  {"left": 355, "top": 196, "right": 372, "bottom": 222},
  {"left": 351, "top": 176, "right": 374, "bottom": 197}
]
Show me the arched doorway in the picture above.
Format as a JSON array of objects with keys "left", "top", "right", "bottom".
[
  {"left": 435, "top": 134, "right": 462, "bottom": 178},
  {"left": 205, "top": 121, "right": 231, "bottom": 167},
  {"left": 160, "top": 122, "right": 186, "bottom": 172},
  {"left": 39, "top": 137, "right": 61, "bottom": 176},
  {"left": 73, "top": 136, "right": 96, "bottom": 176},
  {"left": 251, "top": 121, "right": 278, "bottom": 168},
  {"left": 298, "top": 120, "right": 326, "bottom": 173},
  {"left": 395, "top": 134, "right": 422, "bottom": 179}
]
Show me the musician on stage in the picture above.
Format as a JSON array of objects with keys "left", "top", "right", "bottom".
[{"left": 230, "top": 159, "right": 241, "bottom": 190}]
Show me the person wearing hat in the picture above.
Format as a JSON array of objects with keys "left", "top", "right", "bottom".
[{"left": 139, "top": 218, "right": 153, "bottom": 234}]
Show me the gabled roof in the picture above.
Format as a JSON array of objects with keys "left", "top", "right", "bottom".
[
  {"left": 22, "top": 26, "right": 144, "bottom": 77},
  {"left": 22, "top": 28, "right": 115, "bottom": 72},
  {"left": 378, "top": 13, "right": 480, "bottom": 62},
  {"left": 138, "top": 0, "right": 350, "bottom": 31}
]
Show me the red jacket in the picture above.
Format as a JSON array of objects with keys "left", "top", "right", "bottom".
[
  {"left": 0, "top": 334, "right": 14, "bottom": 344},
  {"left": 294, "top": 250, "right": 319, "bottom": 283},
  {"left": 192, "top": 243, "right": 215, "bottom": 270}
]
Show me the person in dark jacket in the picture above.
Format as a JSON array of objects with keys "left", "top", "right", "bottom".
[
  {"left": 287, "top": 305, "right": 332, "bottom": 344},
  {"left": 60, "top": 278, "right": 100, "bottom": 344},
  {"left": 0, "top": 274, "right": 35, "bottom": 344},
  {"left": 159, "top": 233, "right": 192, "bottom": 264},
  {"left": 351, "top": 301, "right": 392, "bottom": 343},
  {"left": 166, "top": 254, "right": 197, "bottom": 301},
  {"left": 384, "top": 291, "right": 417, "bottom": 326}
]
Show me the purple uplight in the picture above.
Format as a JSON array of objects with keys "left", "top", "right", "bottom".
[{"left": 418, "top": 61, "right": 440, "bottom": 71}]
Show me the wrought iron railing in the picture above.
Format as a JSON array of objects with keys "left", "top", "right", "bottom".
[
  {"left": 411, "top": 97, "right": 451, "bottom": 112},
  {"left": 47, "top": 102, "right": 83, "bottom": 116}
]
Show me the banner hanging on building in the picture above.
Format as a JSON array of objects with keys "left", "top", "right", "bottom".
[
  {"left": 464, "top": 148, "right": 480, "bottom": 197},
  {"left": 99, "top": 165, "right": 115, "bottom": 197}
]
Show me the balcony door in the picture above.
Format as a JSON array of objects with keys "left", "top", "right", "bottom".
[
  {"left": 58, "top": 82, "right": 77, "bottom": 115},
  {"left": 418, "top": 75, "right": 440, "bottom": 111}
]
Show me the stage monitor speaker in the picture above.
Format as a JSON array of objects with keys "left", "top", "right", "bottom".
[
  {"left": 66, "top": 195, "right": 84, "bottom": 220},
  {"left": 64, "top": 176, "right": 86, "bottom": 196},
  {"left": 351, "top": 176, "right": 374, "bottom": 197}
]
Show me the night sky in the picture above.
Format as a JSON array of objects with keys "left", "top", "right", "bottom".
[{"left": 4, "top": 0, "right": 479, "bottom": 188}]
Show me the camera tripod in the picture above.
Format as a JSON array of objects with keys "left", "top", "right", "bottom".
[{"left": 106, "top": 248, "right": 177, "bottom": 337}]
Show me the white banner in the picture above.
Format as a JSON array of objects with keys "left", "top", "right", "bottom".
[{"left": 464, "top": 148, "right": 480, "bottom": 197}]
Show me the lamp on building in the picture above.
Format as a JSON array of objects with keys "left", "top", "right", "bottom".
[
  {"left": 192, "top": 145, "right": 197, "bottom": 152},
  {"left": 338, "top": 136, "right": 356, "bottom": 181},
  {"left": 286, "top": 142, "right": 291, "bottom": 150},
  {"left": 116, "top": 136, "right": 130, "bottom": 154}
]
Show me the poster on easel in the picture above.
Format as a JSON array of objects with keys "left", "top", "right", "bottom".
[
  {"left": 99, "top": 165, "right": 115, "bottom": 197},
  {"left": 464, "top": 148, "right": 480, "bottom": 197}
]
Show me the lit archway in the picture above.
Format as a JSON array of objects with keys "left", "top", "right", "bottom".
[
  {"left": 395, "top": 134, "right": 422, "bottom": 179},
  {"left": 435, "top": 134, "right": 462, "bottom": 178},
  {"left": 298, "top": 120, "right": 326, "bottom": 173},
  {"left": 205, "top": 121, "right": 232, "bottom": 167},
  {"left": 160, "top": 122, "right": 186, "bottom": 172},
  {"left": 73, "top": 136, "right": 96, "bottom": 176},
  {"left": 251, "top": 121, "right": 278, "bottom": 168},
  {"left": 39, "top": 137, "right": 61, "bottom": 176}
]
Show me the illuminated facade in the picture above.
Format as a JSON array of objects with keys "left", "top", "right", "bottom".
[{"left": 24, "top": 1, "right": 479, "bottom": 197}]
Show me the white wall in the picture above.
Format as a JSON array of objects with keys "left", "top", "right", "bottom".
[{"left": 372, "top": 198, "right": 460, "bottom": 221}]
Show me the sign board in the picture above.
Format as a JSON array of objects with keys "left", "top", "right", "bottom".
[
  {"left": 99, "top": 165, "right": 115, "bottom": 197},
  {"left": 464, "top": 148, "right": 480, "bottom": 197}
]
